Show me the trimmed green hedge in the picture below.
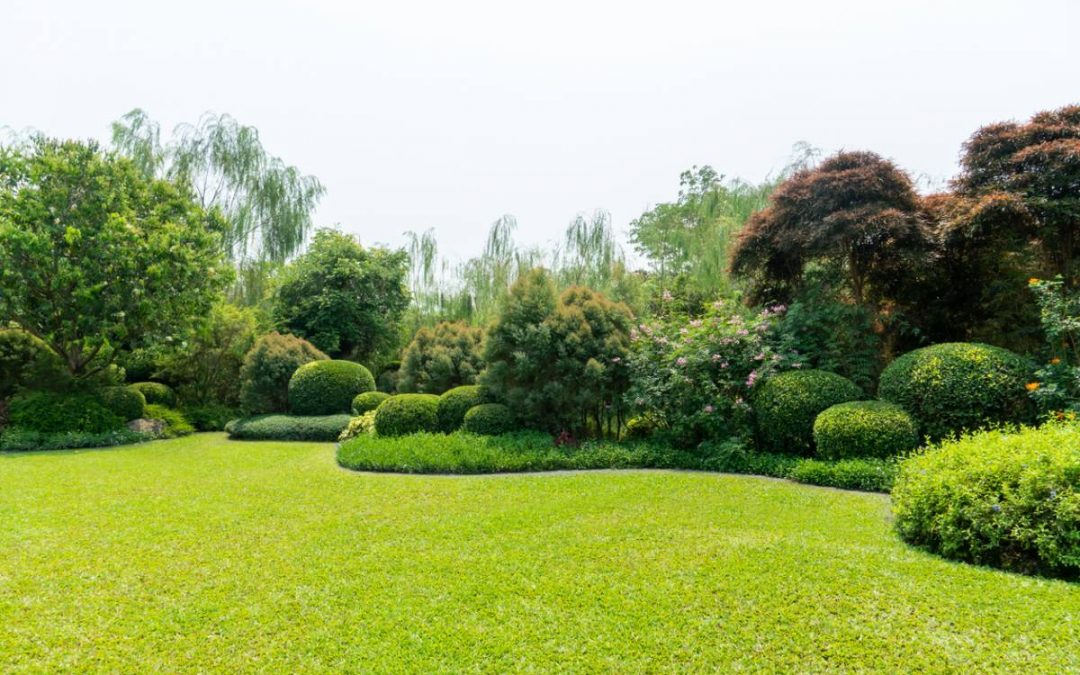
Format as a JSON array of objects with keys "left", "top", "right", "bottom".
[
  {"left": 0, "top": 428, "right": 155, "bottom": 452},
  {"left": 879, "top": 342, "right": 1032, "bottom": 441},
  {"left": 462, "top": 403, "right": 513, "bottom": 435},
  {"left": 373, "top": 394, "right": 439, "bottom": 436},
  {"left": 8, "top": 391, "right": 123, "bottom": 434},
  {"left": 226, "top": 414, "right": 351, "bottom": 441},
  {"left": 288, "top": 360, "right": 376, "bottom": 416},
  {"left": 436, "top": 385, "right": 483, "bottom": 433},
  {"left": 129, "top": 382, "right": 177, "bottom": 408},
  {"left": 98, "top": 386, "right": 146, "bottom": 422},
  {"left": 754, "top": 370, "right": 862, "bottom": 454},
  {"left": 352, "top": 391, "right": 390, "bottom": 415},
  {"left": 813, "top": 401, "right": 919, "bottom": 460},
  {"left": 892, "top": 423, "right": 1080, "bottom": 579},
  {"left": 145, "top": 405, "right": 194, "bottom": 438}
]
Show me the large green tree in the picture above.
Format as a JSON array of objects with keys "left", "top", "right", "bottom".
[
  {"left": 0, "top": 137, "right": 231, "bottom": 380},
  {"left": 272, "top": 229, "right": 410, "bottom": 364}
]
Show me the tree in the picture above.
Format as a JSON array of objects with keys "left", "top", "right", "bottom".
[
  {"left": 111, "top": 109, "right": 325, "bottom": 266},
  {"left": 0, "top": 137, "right": 230, "bottom": 380},
  {"left": 272, "top": 229, "right": 410, "bottom": 364},
  {"left": 398, "top": 321, "right": 485, "bottom": 394}
]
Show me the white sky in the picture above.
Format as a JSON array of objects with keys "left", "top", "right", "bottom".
[{"left": 3, "top": 0, "right": 1078, "bottom": 261}]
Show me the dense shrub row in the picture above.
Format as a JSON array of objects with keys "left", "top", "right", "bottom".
[
  {"left": 226, "top": 414, "right": 351, "bottom": 441},
  {"left": 753, "top": 370, "right": 863, "bottom": 454}
]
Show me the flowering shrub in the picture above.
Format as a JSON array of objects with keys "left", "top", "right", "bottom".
[
  {"left": 1027, "top": 277, "right": 1080, "bottom": 415},
  {"left": 625, "top": 300, "right": 797, "bottom": 447}
]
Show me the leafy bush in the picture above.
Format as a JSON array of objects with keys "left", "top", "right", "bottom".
[
  {"left": 226, "top": 414, "right": 350, "bottom": 442},
  {"left": 239, "top": 332, "right": 328, "bottom": 415},
  {"left": 1026, "top": 277, "right": 1080, "bottom": 415},
  {"left": 339, "top": 410, "right": 377, "bottom": 442},
  {"left": 436, "top": 385, "right": 483, "bottom": 433},
  {"left": 373, "top": 394, "right": 439, "bottom": 436},
  {"left": 398, "top": 321, "right": 485, "bottom": 394},
  {"left": 0, "top": 427, "right": 155, "bottom": 452},
  {"left": 145, "top": 404, "right": 194, "bottom": 438},
  {"left": 892, "top": 423, "right": 1080, "bottom": 579},
  {"left": 129, "top": 382, "right": 177, "bottom": 408},
  {"left": 462, "top": 403, "right": 513, "bottom": 435},
  {"left": 0, "top": 328, "right": 68, "bottom": 398},
  {"left": 8, "top": 391, "right": 123, "bottom": 433},
  {"left": 785, "top": 457, "right": 899, "bottom": 493},
  {"left": 352, "top": 391, "right": 390, "bottom": 415},
  {"left": 878, "top": 342, "right": 1033, "bottom": 441},
  {"left": 624, "top": 416, "right": 656, "bottom": 440},
  {"left": 97, "top": 386, "right": 147, "bottom": 422},
  {"left": 288, "top": 359, "right": 375, "bottom": 415},
  {"left": 182, "top": 403, "right": 240, "bottom": 432},
  {"left": 753, "top": 370, "right": 862, "bottom": 454},
  {"left": 813, "top": 401, "right": 919, "bottom": 460}
]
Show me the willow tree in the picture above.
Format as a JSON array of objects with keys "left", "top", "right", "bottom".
[{"left": 111, "top": 109, "right": 325, "bottom": 268}]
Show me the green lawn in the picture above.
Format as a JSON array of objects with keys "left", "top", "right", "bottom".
[{"left": 1, "top": 435, "right": 1077, "bottom": 672}]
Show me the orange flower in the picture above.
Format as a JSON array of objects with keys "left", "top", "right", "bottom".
[
  {"left": 1050, "top": 357, "right": 1062, "bottom": 365},
  {"left": 1028, "top": 277, "right": 1041, "bottom": 286},
  {"left": 1026, "top": 382, "right": 1041, "bottom": 392}
]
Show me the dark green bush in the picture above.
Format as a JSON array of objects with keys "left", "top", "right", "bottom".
[
  {"left": 239, "top": 332, "right": 328, "bottom": 415},
  {"left": 97, "top": 386, "right": 147, "bottom": 422},
  {"left": 463, "top": 403, "right": 514, "bottom": 435},
  {"left": 892, "top": 423, "right": 1080, "bottom": 579},
  {"left": 352, "top": 391, "right": 390, "bottom": 415},
  {"left": 0, "top": 329, "right": 68, "bottom": 398},
  {"left": 145, "top": 404, "right": 194, "bottom": 438},
  {"left": 226, "top": 414, "right": 350, "bottom": 441},
  {"left": 753, "top": 370, "right": 862, "bottom": 454},
  {"left": 288, "top": 359, "right": 375, "bottom": 415},
  {"left": 8, "top": 391, "right": 123, "bottom": 433},
  {"left": 878, "top": 342, "right": 1033, "bottom": 441},
  {"left": 436, "top": 385, "right": 483, "bottom": 432},
  {"left": 373, "top": 394, "right": 439, "bottom": 436},
  {"left": 182, "top": 403, "right": 240, "bottom": 432},
  {"left": 813, "top": 401, "right": 919, "bottom": 460},
  {"left": 129, "top": 382, "right": 177, "bottom": 408},
  {"left": 0, "top": 427, "right": 154, "bottom": 452}
]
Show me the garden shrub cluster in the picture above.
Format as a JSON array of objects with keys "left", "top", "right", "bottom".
[
  {"left": 813, "top": 401, "right": 919, "bottom": 460},
  {"left": 145, "top": 404, "right": 195, "bottom": 438},
  {"left": 0, "top": 428, "right": 156, "bottom": 452},
  {"left": 436, "top": 385, "right": 483, "bottom": 432},
  {"left": 288, "top": 359, "right": 375, "bottom": 415},
  {"left": 181, "top": 403, "right": 240, "bottom": 432},
  {"left": 892, "top": 423, "right": 1080, "bottom": 579},
  {"left": 239, "top": 332, "right": 328, "bottom": 415},
  {"left": 8, "top": 391, "right": 123, "bottom": 434},
  {"left": 462, "top": 403, "right": 513, "bottom": 435},
  {"left": 753, "top": 370, "right": 862, "bottom": 454},
  {"left": 129, "top": 382, "right": 177, "bottom": 408},
  {"left": 226, "top": 414, "right": 351, "bottom": 441},
  {"left": 352, "top": 391, "right": 390, "bottom": 415},
  {"left": 373, "top": 394, "right": 440, "bottom": 436}
]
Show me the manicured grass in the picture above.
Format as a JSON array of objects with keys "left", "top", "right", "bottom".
[{"left": 1, "top": 434, "right": 1077, "bottom": 672}]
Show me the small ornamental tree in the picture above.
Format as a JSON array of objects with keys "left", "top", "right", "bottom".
[
  {"left": 398, "top": 321, "right": 485, "bottom": 394},
  {"left": 0, "top": 137, "right": 230, "bottom": 379}
]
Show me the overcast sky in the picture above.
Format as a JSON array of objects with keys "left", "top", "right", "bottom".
[{"left": 4, "top": 0, "right": 1078, "bottom": 260}]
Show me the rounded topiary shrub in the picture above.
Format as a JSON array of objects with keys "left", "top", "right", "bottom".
[
  {"left": 462, "top": 403, "right": 514, "bottom": 435},
  {"left": 8, "top": 391, "right": 123, "bottom": 433},
  {"left": 436, "top": 385, "right": 483, "bottom": 433},
  {"left": 129, "top": 382, "right": 176, "bottom": 408},
  {"left": 892, "top": 423, "right": 1080, "bottom": 579},
  {"left": 288, "top": 360, "right": 376, "bottom": 416},
  {"left": 239, "top": 332, "right": 328, "bottom": 415},
  {"left": 98, "top": 386, "right": 147, "bottom": 422},
  {"left": 753, "top": 370, "right": 862, "bottom": 454},
  {"left": 813, "top": 400, "right": 919, "bottom": 460},
  {"left": 352, "top": 391, "right": 391, "bottom": 415},
  {"left": 878, "top": 342, "right": 1032, "bottom": 441},
  {"left": 373, "top": 394, "right": 439, "bottom": 436}
]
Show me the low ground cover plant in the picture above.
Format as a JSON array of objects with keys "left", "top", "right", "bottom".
[
  {"left": 226, "top": 414, "right": 350, "bottom": 441},
  {"left": 0, "top": 427, "right": 156, "bottom": 452}
]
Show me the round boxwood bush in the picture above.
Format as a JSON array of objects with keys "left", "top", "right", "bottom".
[
  {"left": 462, "top": 403, "right": 514, "bottom": 435},
  {"left": 373, "top": 394, "right": 439, "bottom": 436},
  {"left": 892, "top": 423, "right": 1080, "bottom": 579},
  {"left": 813, "top": 401, "right": 919, "bottom": 460},
  {"left": 288, "top": 360, "right": 376, "bottom": 415},
  {"left": 129, "top": 382, "right": 177, "bottom": 408},
  {"left": 239, "top": 332, "right": 328, "bottom": 415},
  {"left": 352, "top": 391, "right": 391, "bottom": 415},
  {"left": 878, "top": 342, "right": 1032, "bottom": 441},
  {"left": 753, "top": 370, "right": 862, "bottom": 454},
  {"left": 98, "top": 386, "right": 146, "bottom": 422},
  {"left": 436, "top": 385, "right": 483, "bottom": 433},
  {"left": 8, "top": 391, "right": 123, "bottom": 433}
]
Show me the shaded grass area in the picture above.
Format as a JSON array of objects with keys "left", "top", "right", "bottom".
[{"left": 0, "top": 434, "right": 1077, "bottom": 672}]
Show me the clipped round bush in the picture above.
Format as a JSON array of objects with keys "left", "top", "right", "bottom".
[
  {"left": 129, "top": 382, "right": 177, "bottom": 408},
  {"left": 813, "top": 401, "right": 919, "bottom": 460},
  {"left": 239, "top": 332, "right": 328, "bottom": 415},
  {"left": 8, "top": 391, "right": 123, "bottom": 433},
  {"left": 892, "top": 423, "right": 1080, "bottom": 579},
  {"left": 373, "top": 394, "right": 439, "bottom": 436},
  {"left": 352, "top": 391, "right": 391, "bottom": 415},
  {"left": 754, "top": 370, "right": 862, "bottom": 454},
  {"left": 436, "top": 385, "right": 483, "bottom": 433},
  {"left": 463, "top": 403, "right": 514, "bottom": 435},
  {"left": 878, "top": 342, "right": 1032, "bottom": 441},
  {"left": 288, "top": 359, "right": 375, "bottom": 416},
  {"left": 98, "top": 386, "right": 146, "bottom": 422}
]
